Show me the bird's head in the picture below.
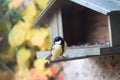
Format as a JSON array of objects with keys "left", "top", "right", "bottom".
[{"left": 54, "top": 36, "right": 64, "bottom": 45}]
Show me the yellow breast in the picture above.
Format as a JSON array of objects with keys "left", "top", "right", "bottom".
[{"left": 52, "top": 41, "right": 67, "bottom": 57}]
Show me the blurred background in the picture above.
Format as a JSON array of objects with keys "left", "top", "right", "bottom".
[{"left": 0, "top": 0, "right": 63, "bottom": 80}]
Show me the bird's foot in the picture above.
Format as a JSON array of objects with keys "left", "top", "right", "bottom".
[
  {"left": 55, "top": 56, "right": 66, "bottom": 60},
  {"left": 47, "top": 60, "right": 51, "bottom": 64},
  {"left": 62, "top": 56, "right": 66, "bottom": 59},
  {"left": 56, "top": 57, "right": 61, "bottom": 60}
]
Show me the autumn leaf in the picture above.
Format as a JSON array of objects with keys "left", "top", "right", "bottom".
[
  {"left": 8, "top": 25, "right": 26, "bottom": 47},
  {"left": 33, "top": 58, "right": 52, "bottom": 78},
  {"left": 21, "top": 0, "right": 37, "bottom": 22},
  {"left": 34, "top": 58, "right": 48, "bottom": 71},
  {"left": 26, "top": 28, "right": 38, "bottom": 42},
  {"left": 17, "top": 47, "right": 31, "bottom": 64},
  {"left": 16, "top": 47, "right": 31, "bottom": 80},
  {"left": 34, "top": 0, "right": 49, "bottom": 10},
  {"left": 9, "top": 0, "right": 23, "bottom": 8},
  {"left": 40, "top": 34, "right": 51, "bottom": 51},
  {"left": 28, "top": 27, "right": 50, "bottom": 50},
  {"left": 18, "top": 20, "right": 32, "bottom": 31}
]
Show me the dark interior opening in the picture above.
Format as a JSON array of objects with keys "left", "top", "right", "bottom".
[{"left": 61, "top": 1, "right": 110, "bottom": 47}]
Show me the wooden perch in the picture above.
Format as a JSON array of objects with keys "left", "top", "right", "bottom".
[
  {"left": 48, "top": 55, "right": 96, "bottom": 63},
  {"left": 48, "top": 53, "right": 120, "bottom": 64},
  {"left": 36, "top": 47, "right": 120, "bottom": 64},
  {"left": 36, "top": 48, "right": 100, "bottom": 58}
]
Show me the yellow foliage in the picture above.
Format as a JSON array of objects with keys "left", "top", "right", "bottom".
[
  {"left": 18, "top": 20, "right": 32, "bottom": 31},
  {"left": 34, "top": 0, "right": 49, "bottom": 10},
  {"left": 8, "top": 0, "right": 50, "bottom": 49},
  {"left": 38, "top": 27, "right": 50, "bottom": 50},
  {"left": 9, "top": 0, "right": 23, "bottom": 8},
  {"left": 17, "top": 47, "right": 31, "bottom": 65},
  {"left": 40, "top": 34, "right": 51, "bottom": 51},
  {"left": 21, "top": 1, "right": 37, "bottom": 22},
  {"left": 33, "top": 58, "right": 51, "bottom": 76},
  {"left": 8, "top": 25, "right": 26, "bottom": 47},
  {"left": 16, "top": 47, "right": 31, "bottom": 80},
  {"left": 16, "top": 47, "right": 31, "bottom": 79},
  {"left": 34, "top": 58, "right": 52, "bottom": 79},
  {"left": 26, "top": 28, "right": 37, "bottom": 42},
  {"left": 34, "top": 58, "right": 47, "bottom": 71},
  {"left": 27, "top": 28, "right": 50, "bottom": 50},
  {"left": 8, "top": 0, "right": 52, "bottom": 79}
]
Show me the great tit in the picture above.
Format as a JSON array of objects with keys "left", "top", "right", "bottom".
[{"left": 46, "top": 36, "right": 67, "bottom": 60}]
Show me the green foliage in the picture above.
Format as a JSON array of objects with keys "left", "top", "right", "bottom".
[
  {"left": 5, "top": 8, "right": 25, "bottom": 24},
  {"left": 0, "top": 0, "right": 10, "bottom": 14},
  {"left": 0, "top": 0, "right": 24, "bottom": 25},
  {"left": 2, "top": 0, "right": 10, "bottom": 7},
  {"left": 0, "top": 0, "right": 24, "bottom": 35}
]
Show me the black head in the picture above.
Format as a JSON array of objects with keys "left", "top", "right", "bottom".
[
  {"left": 53, "top": 36, "right": 64, "bottom": 45},
  {"left": 54, "top": 36, "right": 62, "bottom": 42}
]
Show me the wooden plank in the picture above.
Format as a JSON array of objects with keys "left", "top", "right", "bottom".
[
  {"left": 49, "top": 56, "right": 93, "bottom": 63},
  {"left": 107, "top": 16, "right": 113, "bottom": 46},
  {"left": 64, "top": 48, "right": 100, "bottom": 57},
  {"left": 34, "top": 0, "right": 66, "bottom": 26},
  {"left": 36, "top": 47, "right": 120, "bottom": 63},
  {"left": 36, "top": 51, "right": 50, "bottom": 58},
  {"left": 46, "top": 52, "right": 120, "bottom": 63},
  {"left": 49, "top": 9, "right": 59, "bottom": 42},
  {"left": 36, "top": 48, "right": 100, "bottom": 58},
  {"left": 49, "top": 8, "right": 63, "bottom": 42},
  {"left": 36, "top": 47, "right": 120, "bottom": 58},
  {"left": 57, "top": 8, "right": 63, "bottom": 37},
  {"left": 109, "top": 13, "right": 120, "bottom": 46},
  {"left": 101, "top": 47, "right": 120, "bottom": 54},
  {"left": 33, "top": 0, "right": 58, "bottom": 26}
]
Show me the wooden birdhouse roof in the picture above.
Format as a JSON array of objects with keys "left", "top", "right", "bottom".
[{"left": 34, "top": 0, "right": 120, "bottom": 26}]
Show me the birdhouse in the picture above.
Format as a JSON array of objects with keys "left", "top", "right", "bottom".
[{"left": 34, "top": 0, "right": 120, "bottom": 62}]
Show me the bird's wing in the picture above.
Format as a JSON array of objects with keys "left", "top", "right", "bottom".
[{"left": 64, "top": 41, "right": 67, "bottom": 52}]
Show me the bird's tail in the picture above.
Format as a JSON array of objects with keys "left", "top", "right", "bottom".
[{"left": 46, "top": 54, "right": 52, "bottom": 60}]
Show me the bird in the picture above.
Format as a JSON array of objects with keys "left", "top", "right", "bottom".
[{"left": 45, "top": 36, "right": 67, "bottom": 61}]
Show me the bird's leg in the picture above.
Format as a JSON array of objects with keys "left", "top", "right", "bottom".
[
  {"left": 56, "top": 57, "right": 61, "bottom": 60},
  {"left": 56, "top": 56, "right": 66, "bottom": 60},
  {"left": 62, "top": 55, "right": 66, "bottom": 59}
]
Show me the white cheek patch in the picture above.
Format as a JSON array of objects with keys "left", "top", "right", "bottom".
[{"left": 55, "top": 40, "right": 61, "bottom": 45}]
